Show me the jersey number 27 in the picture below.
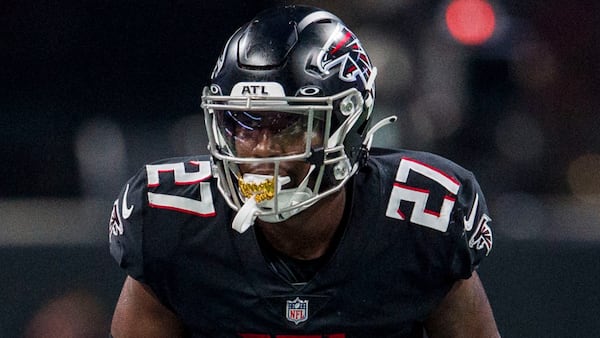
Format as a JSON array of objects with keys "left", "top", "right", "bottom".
[
  {"left": 385, "top": 157, "right": 460, "bottom": 232},
  {"left": 145, "top": 161, "right": 216, "bottom": 217}
]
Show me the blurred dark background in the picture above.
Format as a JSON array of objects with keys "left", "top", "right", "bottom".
[{"left": 1, "top": 0, "right": 599, "bottom": 337}]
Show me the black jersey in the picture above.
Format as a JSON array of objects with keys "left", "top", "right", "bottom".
[{"left": 109, "top": 147, "right": 493, "bottom": 338}]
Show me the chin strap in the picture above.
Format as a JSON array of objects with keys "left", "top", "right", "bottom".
[
  {"left": 232, "top": 174, "right": 291, "bottom": 233},
  {"left": 232, "top": 196, "right": 259, "bottom": 233},
  {"left": 231, "top": 188, "right": 315, "bottom": 233},
  {"left": 231, "top": 166, "right": 316, "bottom": 233}
]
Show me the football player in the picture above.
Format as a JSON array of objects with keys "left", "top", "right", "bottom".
[{"left": 109, "top": 5, "right": 500, "bottom": 337}]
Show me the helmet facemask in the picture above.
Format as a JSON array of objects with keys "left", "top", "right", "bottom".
[{"left": 202, "top": 85, "right": 366, "bottom": 232}]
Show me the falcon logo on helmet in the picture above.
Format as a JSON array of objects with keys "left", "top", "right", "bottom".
[{"left": 317, "top": 24, "right": 374, "bottom": 89}]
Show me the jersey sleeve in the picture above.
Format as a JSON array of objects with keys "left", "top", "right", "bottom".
[
  {"left": 108, "top": 166, "right": 148, "bottom": 282},
  {"left": 449, "top": 170, "right": 493, "bottom": 279},
  {"left": 375, "top": 149, "right": 494, "bottom": 280},
  {"left": 108, "top": 155, "right": 216, "bottom": 283}
]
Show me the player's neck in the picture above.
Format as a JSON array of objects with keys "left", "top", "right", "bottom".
[{"left": 256, "top": 188, "right": 346, "bottom": 261}]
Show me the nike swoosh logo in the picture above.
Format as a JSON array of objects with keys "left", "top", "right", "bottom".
[
  {"left": 463, "top": 193, "right": 479, "bottom": 231},
  {"left": 122, "top": 184, "right": 134, "bottom": 219}
]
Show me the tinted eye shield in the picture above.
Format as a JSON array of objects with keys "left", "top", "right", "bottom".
[
  {"left": 202, "top": 91, "right": 334, "bottom": 162},
  {"left": 219, "top": 110, "right": 309, "bottom": 134},
  {"left": 201, "top": 87, "right": 365, "bottom": 163}
]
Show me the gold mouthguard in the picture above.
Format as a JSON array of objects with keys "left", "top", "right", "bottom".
[{"left": 238, "top": 177, "right": 275, "bottom": 203}]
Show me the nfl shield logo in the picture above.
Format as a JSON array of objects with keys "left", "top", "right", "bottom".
[{"left": 286, "top": 297, "right": 309, "bottom": 325}]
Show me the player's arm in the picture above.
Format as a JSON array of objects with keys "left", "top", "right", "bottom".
[
  {"left": 111, "top": 276, "right": 186, "bottom": 338},
  {"left": 424, "top": 271, "right": 500, "bottom": 338}
]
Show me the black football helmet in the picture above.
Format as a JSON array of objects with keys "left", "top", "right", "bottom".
[{"left": 201, "top": 5, "right": 394, "bottom": 232}]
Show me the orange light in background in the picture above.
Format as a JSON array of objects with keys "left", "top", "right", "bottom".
[{"left": 445, "top": 0, "right": 496, "bottom": 45}]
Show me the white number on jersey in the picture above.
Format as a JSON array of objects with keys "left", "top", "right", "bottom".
[
  {"left": 385, "top": 158, "right": 460, "bottom": 232},
  {"left": 145, "top": 161, "right": 216, "bottom": 217}
]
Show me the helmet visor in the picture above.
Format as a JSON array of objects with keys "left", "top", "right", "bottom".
[{"left": 215, "top": 109, "right": 324, "bottom": 158}]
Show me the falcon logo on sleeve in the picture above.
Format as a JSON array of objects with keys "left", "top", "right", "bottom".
[
  {"left": 109, "top": 199, "right": 124, "bottom": 241},
  {"left": 463, "top": 192, "right": 493, "bottom": 255},
  {"left": 469, "top": 214, "right": 493, "bottom": 255}
]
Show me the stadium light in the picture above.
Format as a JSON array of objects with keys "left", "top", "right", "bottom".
[{"left": 445, "top": 0, "right": 496, "bottom": 46}]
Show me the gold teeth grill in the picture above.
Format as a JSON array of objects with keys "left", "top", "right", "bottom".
[{"left": 238, "top": 177, "right": 275, "bottom": 202}]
